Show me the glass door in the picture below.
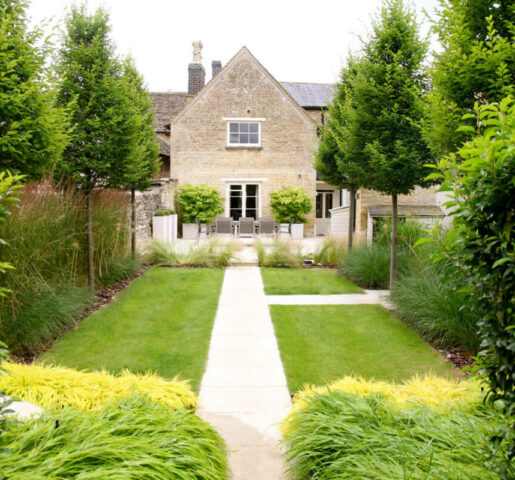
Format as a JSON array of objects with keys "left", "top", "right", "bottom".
[
  {"left": 316, "top": 191, "right": 334, "bottom": 235},
  {"left": 228, "top": 184, "right": 259, "bottom": 220}
]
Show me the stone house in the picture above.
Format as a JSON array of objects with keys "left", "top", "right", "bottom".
[{"left": 151, "top": 43, "right": 444, "bottom": 239}]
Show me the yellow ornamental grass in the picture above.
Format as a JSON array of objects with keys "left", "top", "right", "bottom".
[
  {"left": 283, "top": 374, "right": 483, "bottom": 435},
  {"left": 0, "top": 362, "right": 197, "bottom": 411}
]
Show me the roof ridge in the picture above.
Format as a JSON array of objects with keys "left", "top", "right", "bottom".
[{"left": 280, "top": 81, "right": 334, "bottom": 86}]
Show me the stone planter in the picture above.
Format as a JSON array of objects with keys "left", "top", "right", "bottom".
[
  {"left": 279, "top": 223, "right": 304, "bottom": 240},
  {"left": 152, "top": 214, "right": 177, "bottom": 243},
  {"left": 182, "top": 223, "right": 207, "bottom": 239}
]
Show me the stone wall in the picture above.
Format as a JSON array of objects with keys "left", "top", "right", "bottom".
[
  {"left": 169, "top": 48, "right": 319, "bottom": 235},
  {"left": 135, "top": 179, "right": 177, "bottom": 246}
]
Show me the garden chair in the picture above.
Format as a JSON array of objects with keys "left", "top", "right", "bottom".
[
  {"left": 257, "top": 217, "right": 277, "bottom": 236},
  {"left": 195, "top": 217, "right": 208, "bottom": 244},
  {"left": 214, "top": 217, "right": 234, "bottom": 236},
  {"left": 238, "top": 217, "right": 255, "bottom": 237}
]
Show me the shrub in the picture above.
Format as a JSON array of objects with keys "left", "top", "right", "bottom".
[
  {"left": 0, "top": 395, "right": 228, "bottom": 479},
  {"left": 391, "top": 263, "right": 479, "bottom": 353},
  {"left": 339, "top": 244, "right": 411, "bottom": 288},
  {"left": 176, "top": 184, "right": 224, "bottom": 224},
  {"left": 313, "top": 236, "right": 347, "bottom": 266},
  {"left": 153, "top": 209, "right": 176, "bottom": 216},
  {"left": 270, "top": 186, "right": 312, "bottom": 223},
  {"left": 0, "top": 362, "right": 197, "bottom": 411},
  {"left": 0, "top": 181, "right": 135, "bottom": 357},
  {"left": 282, "top": 389, "right": 502, "bottom": 480},
  {"left": 256, "top": 239, "right": 303, "bottom": 268},
  {"left": 146, "top": 238, "right": 240, "bottom": 268}
]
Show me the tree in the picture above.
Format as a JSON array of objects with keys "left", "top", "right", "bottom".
[
  {"left": 426, "top": 0, "right": 515, "bottom": 156},
  {"left": 55, "top": 6, "right": 142, "bottom": 288},
  {"left": 315, "top": 59, "right": 367, "bottom": 250},
  {"left": 430, "top": 98, "right": 514, "bottom": 477},
  {"left": 349, "top": 0, "right": 433, "bottom": 286},
  {"left": 0, "top": 0, "right": 67, "bottom": 179},
  {"left": 118, "top": 57, "right": 160, "bottom": 259}
]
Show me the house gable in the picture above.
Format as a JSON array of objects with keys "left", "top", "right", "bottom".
[{"left": 171, "top": 46, "right": 316, "bottom": 129}]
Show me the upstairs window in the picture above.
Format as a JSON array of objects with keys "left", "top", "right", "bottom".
[{"left": 227, "top": 121, "right": 261, "bottom": 147}]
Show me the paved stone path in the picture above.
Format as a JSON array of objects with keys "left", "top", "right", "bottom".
[{"left": 198, "top": 266, "right": 291, "bottom": 479}]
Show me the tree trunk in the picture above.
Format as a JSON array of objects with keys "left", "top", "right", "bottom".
[
  {"left": 131, "top": 188, "right": 136, "bottom": 260},
  {"left": 390, "top": 193, "right": 398, "bottom": 289},
  {"left": 348, "top": 187, "right": 356, "bottom": 252},
  {"left": 87, "top": 192, "right": 95, "bottom": 290}
]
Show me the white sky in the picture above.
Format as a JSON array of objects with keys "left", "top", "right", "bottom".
[{"left": 27, "top": 0, "right": 441, "bottom": 92}]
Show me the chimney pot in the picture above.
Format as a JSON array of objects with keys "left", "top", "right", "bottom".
[{"left": 212, "top": 60, "right": 222, "bottom": 78}]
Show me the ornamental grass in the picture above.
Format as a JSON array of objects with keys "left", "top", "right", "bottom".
[
  {"left": 0, "top": 395, "right": 228, "bottom": 480},
  {"left": 0, "top": 362, "right": 197, "bottom": 411},
  {"left": 283, "top": 374, "right": 482, "bottom": 435},
  {"left": 282, "top": 389, "right": 501, "bottom": 479}
]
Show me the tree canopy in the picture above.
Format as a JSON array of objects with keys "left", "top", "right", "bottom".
[
  {"left": 425, "top": 0, "right": 515, "bottom": 156},
  {"left": 0, "top": 0, "right": 67, "bottom": 180}
]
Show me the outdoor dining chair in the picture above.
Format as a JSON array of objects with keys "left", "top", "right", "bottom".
[
  {"left": 257, "top": 217, "right": 277, "bottom": 236},
  {"left": 238, "top": 217, "right": 255, "bottom": 237},
  {"left": 214, "top": 217, "right": 234, "bottom": 236}
]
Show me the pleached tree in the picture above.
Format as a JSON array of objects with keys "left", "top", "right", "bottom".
[
  {"left": 346, "top": 0, "right": 433, "bottom": 286},
  {"left": 55, "top": 6, "right": 143, "bottom": 288}
]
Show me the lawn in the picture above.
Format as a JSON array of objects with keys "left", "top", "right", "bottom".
[
  {"left": 41, "top": 267, "right": 225, "bottom": 392},
  {"left": 261, "top": 268, "right": 363, "bottom": 295},
  {"left": 270, "top": 305, "right": 457, "bottom": 393}
]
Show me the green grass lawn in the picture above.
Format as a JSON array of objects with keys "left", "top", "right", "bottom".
[
  {"left": 261, "top": 268, "right": 363, "bottom": 295},
  {"left": 41, "top": 267, "right": 225, "bottom": 392},
  {"left": 270, "top": 305, "right": 457, "bottom": 393}
]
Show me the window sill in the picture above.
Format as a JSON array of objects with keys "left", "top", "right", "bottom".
[{"left": 225, "top": 145, "right": 262, "bottom": 150}]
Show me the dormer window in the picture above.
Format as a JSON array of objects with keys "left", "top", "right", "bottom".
[{"left": 224, "top": 118, "right": 265, "bottom": 148}]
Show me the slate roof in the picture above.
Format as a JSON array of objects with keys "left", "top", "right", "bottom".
[
  {"left": 280, "top": 82, "right": 335, "bottom": 108},
  {"left": 367, "top": 205, "right": 445, "bottom": 217},
  {"left": 157, "top": 136, "right": 170, "bottom": 156},
  {"left": 150, "top": 92, "right": 188, "bottom": 132}
]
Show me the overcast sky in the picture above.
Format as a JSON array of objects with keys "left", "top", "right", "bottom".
[{"left": 27, "top": 0, "right": 441, "bottom": 92}]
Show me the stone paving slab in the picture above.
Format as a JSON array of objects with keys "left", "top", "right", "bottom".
[{"left": 198, "top": 267, "right": 290, "bottom": 479}]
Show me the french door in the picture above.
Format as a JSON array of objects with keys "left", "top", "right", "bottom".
[
  {"left": 228, "top": 184, "right": 260, "bottom": 220},
  {"left": 316, "top": 190, "right": 333, "bottom": 235}
]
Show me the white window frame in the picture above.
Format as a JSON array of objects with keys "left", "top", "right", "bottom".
[
  {"left": 225, "top": 181, "right": 262, "bottom": 219},
  {"left": 224, "top": 117, "right": 265, "bottom": 148}
]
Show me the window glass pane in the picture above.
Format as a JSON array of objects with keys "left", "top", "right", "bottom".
[
  {"left": 230, "top": 196, "right": 242, "bottom": 209},
  {"left": 247, "top": 197, "right": 256, "bottom": 209},
  {"left": 240, "top": 134, "right": 249, "bottom": 144},
  {"left": 230, "top": 184, "right": 242, "bottom": 191},
  {"left": 246, "top": 209, "right": 257, "bottom": 220},
  {"left": 230, "top": 123, "right": 238, "bottom": 133},
  {"left": 240, "top": 123, "right": 249, "bottom": 133},
  {"left": 230, "top": 133, "right": 239, "bottom": 143},
  {"left": 249, "top": 134, "right": 259, "bottom": 144},
  {"left": 230, "top": 209, "right": 242, "bottom": 220},
  {"left": 325, "top": 193, "right": 333, "bottom": 218},
  {"left": 249, "top": 123, "right": 258, "bottom": 133},
  {"left": 316, "top": 194, "right": 322, "bottom": 218},
  {"left": 246, "top": 184, "right": 257, "bottom": 196}
]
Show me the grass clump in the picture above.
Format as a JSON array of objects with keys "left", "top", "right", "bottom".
[
  {"left": 391, "top": 263, "right": 479, "bottom": 353},
  {"left": 339, "top": 244, "right": 411, "bottom": 288},
  {"left": 0, "top": 362, "right": 197, "bottom": 411},
  {"left": 312, "top": 236, "right": 347, "bottom": 266},
  {"left": 282, "top": 389, "right": 501, "bottom": 479},
  {"left": 146, "top": 238, "right": 240, "bottom": 267},
  {"left": 0, "top": 395, "right": 228, "bottom": 479},
  {"left": 0, "top": 180, "right": 137, "bottom": 357},
  {"left": 256, "top": 239, "right": 303, "bottom": 268}
]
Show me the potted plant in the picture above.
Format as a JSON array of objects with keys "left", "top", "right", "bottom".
[
  {"left": 270, "top": 186, "right": 312, "bottom": 239},
  {"left": 176, "top": 184, "right": 224, "bottom": 239},
  {"left": 152, "top": 209, "right": 177, "bottom": 243}
]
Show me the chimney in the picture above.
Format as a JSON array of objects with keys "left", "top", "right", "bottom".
[
  {"left": 188, "top": 40, "right": 205, "bottom": 95},
  {"left": 212, "top": 60, "right": 222, "bottom": 78}
]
